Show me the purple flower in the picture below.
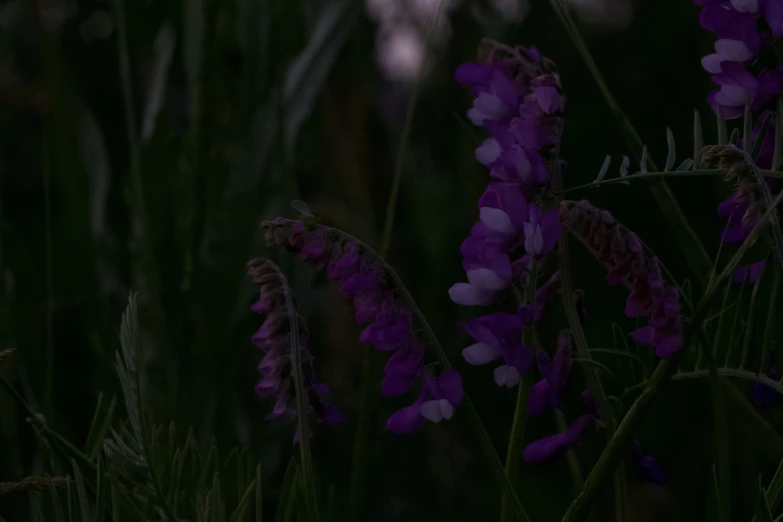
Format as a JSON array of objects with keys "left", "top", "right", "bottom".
[
  {"left": 765, "top": 0, "right": 783, "bottom": 37},
  {"left": 359, "top": 306, "right": 413, "bottom": 351},
  {"left": 523, "top": 205, "right": 562, "bottom": 259},
  {"left": 387, "top": 370, "right": 465, "bottom": 434},
  {"left": 449, "top": 238, "right": 513, "bottom": 306},
  {"left": 461, "top": 307, "right": 534, "bottom": 388},
  {"left": 468, "top": 182, "right": 530, "bottom": 250},
  {"left": 632, "top": 285, "right": 684, "bottom": 359},
  {"left": 523, "top": 415, "right": 595, "bottom": 463},
  {"left": 734, "top": 259, "right": 766, "bottom": 283},
  {"left": 465, "top": 69, "right": 519, "bottom": 126},
  {"left": 527, "top": 332, "right": 573, "bottom": 417},
  {"left": 752, "top": 367, "right": 780, "bottom": 406},
  {"left": 248, "top": 258, "right": 342, "bottom": 431},
  {"left": 632, "top": 441, "right": 667, "bottom": 485},
  {"left": 382, "top": 338, "right": 426, "bottom": 396},
  {"left": 260, "top": 218, "right": 466, "bottom": 432},
  {"left": 535, "top": 332, "right": 573, "bottom": 407}
]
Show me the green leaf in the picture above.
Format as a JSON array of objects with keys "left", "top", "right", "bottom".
[
  {"left": 70, "top": 459, "right": 93, "bottom": 522},
  {"left": 255, "top": 463, "right": 263, "bottom": 522},
  {"left": 232, "top": 478, "right": 257, "bottom": 522},
  {"left": 595, "top": 155, "right": 611, "bottom": 182},
  {"left": 694, "top": 109, "right": 703, "bottom": 169},
  {"left": 766, "top": 458, "right": 783, "bottom": 515},
  {"left": 717, "top": 111, "right": 728, "bottom": 145},
  {"left": 756, "top": 475, "right": 774, "bottom": 522},
  {"left": 707, "top": 464, "right": 721, "bottom": 522},
  {"left": 274, "top": 459, "right": 298, "bottom": 522},
  {"left": 47, "top": 475, "right": 67, "bottom": 522},
  {"left": 774, "top": 100, "right": 783, "bottom": 170},
  {"left": 84, "top": 393, "right": 116, "bottom": 461},
  {"left": 664, "top": 127, "right": 676, "bottom": 171},
  {"left": 282, "top": 0, "right": 360, "bottom": 149}
]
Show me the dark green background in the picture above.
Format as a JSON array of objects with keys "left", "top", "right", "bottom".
[{"left": 0, "top": 0, "right": 776, "bottom": 520}]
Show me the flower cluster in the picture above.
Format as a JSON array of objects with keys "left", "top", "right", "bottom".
[
  {"left": 247, "top": 258, "right": 342, "bottom": 437},
  {"left": 261, "top": 218, "right": 464, "bottom": 434},
  {"left": 522, "top": 340, "right": 667, "bottom": 484},
  {"left": 702, "top": 125, "right": 780, "bottom": 283},
  {"left": 522, "top": 332, "right": 599, "bottom": 463},
  {"left": 449, "top": 42, "right": 564, "bottom": 308},
  {"left": 560, "top": 200, "right": 684, "bottom": 358},
  {"left": 695, "top": 0, "right": 783, "bottom": 119}
]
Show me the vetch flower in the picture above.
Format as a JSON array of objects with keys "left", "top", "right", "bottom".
[
  {"left": 461, "top": 306, "right": 535, "bottom": 388},
  {"left": 632, "top": 441, "right": 667, "bottom": 486},
  {"left": 247, "top": 258, "right": 342, "bottom": 432},
  {"left": 527, "top": 331, "right": 573, "bottom": 417},
  {"left": 523, "top": 415, "right": 595, "bottom": 463},
  {"left": 386, "top": 369, "right": 465, "bottom": 434},
  {"left": 261, "top": 217, "right": 465, "bottom": 430},
  {"left": 752, "top": 366, "right": 780, "bottom": 406}
]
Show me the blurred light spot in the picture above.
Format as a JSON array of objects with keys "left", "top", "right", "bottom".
[
  {"left": 568, "top": 0, "right": 634, "bottom": 28},
  {"left": 489, "top": 0, "right": 529, "bottom": 22},
  {"left": 377, "top": 28, "right": 425, "bottom": 82}
]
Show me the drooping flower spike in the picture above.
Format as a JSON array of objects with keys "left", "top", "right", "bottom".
[
  {"left": 261, "top": 217, "right": 464, "bottom": 433},
  {"left": 560, "top": 200, "right": 685, "bottom": 358},
  {"left": 247, "top": 258, "right": 342, "bottom": 439}
]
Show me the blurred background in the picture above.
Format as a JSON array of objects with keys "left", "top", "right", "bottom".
[{"left": 0, "top": 0, "right": 771, "bottom": 520}]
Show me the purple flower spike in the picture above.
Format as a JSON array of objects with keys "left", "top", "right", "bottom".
[
  {"left": 248, "top": 258, "right": 341, "bottom": 432},
  {"left": 523, "top": 414, "right": 595, "bottom": 463}
]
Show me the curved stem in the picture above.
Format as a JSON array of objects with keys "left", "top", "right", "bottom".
[
  {"left": 500, "top": 267, "right": 538, "bottom": 522},
  {"left": 349, "top": 2, "right": 444, "bottom": 519},
  {"left": 559, "top": 169, "right": 783, "bottom": 195},
  {"left": 271, "top": 264, "right": 320, "bottom": 521},
  {"left": 321, "top": 224, "right": 531, "bottom": 522},
  {"left": 546, "top": 0, "right": 713, "bottom": 281},
  {"left": 561, "top": 189, "right": 783, "bottom": 522}
]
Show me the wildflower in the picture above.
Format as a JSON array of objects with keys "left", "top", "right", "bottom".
[
  {"left": 702, "top": 138, "right": 779, "bottom": 283},
  {"left": 386, "top": 369, "right": 464, "bottom": 434},
  {"left": 523, "top": 414, "right": 595, "bottom": 463},
  {"left": 752, "top": 367, "right": 780, "bottom": 406},
  {"left": 460, "top": 306, "right": 534, "bottom": 388},
  {"left": 560, "top": 200, "right": 684, "bottom": 358},
  {"left": 247, "top": 258, "right": 342, "bottom": 432},
  {"left": 695, "top": 0, "right": 783, "bottom": 118},
  {"left": 527, "top": 331, "right": 573, "bottom": 417},
  {"left": 632, "top": 441, "right": 667, "bottom": 486},
  {"left": 261, "top": 218, "right": 463, "bottom": 432}
]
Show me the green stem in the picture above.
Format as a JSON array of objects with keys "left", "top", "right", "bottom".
[
  {"left": 270, "top": 265, "right": 320, "bottom": 521},
  {"left": 701, "top": 326, "right": 731, "bottom": 522},
  {"left": 321, "top": 224, "right": 531, "bottom": 522},
  {"left": 562, "top": 189, "right": 783, "bottom": 522},
  {"left": 560, "top": 232, "right": 628, "bottom": 522},
  {"left": 547, "top": 0, "right": 713, "bottom": 281},
  {"left": 500, "top": 268, "right": 538, "bottom": 522},
  {"left": 347, "top": 2, "right": 445, "bottom": 519},
  {"left": 560, "top": 169, "right": 783, "bottom": 195}
]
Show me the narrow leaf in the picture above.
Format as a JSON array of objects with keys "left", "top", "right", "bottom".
[
  {"left": 756, "top": 475, "right": 774, "bottom": 522},
  {"left": 640, "top": 146, "right": 648, "bottom": 174},
  {"left": 694, "top": 109, "right": 703, "bottom": 169},
  {"left": 84, "top": 393, "right": 117, "bottom": 460},
  {"left": 664, "top": 127, "right": 676, "bottom": 171},
  {"left": 595, "top": 155, "right": 611, "bottom": 182},
  {"left": 283, "top": 0, "right": 360, "bottom": 149}
]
